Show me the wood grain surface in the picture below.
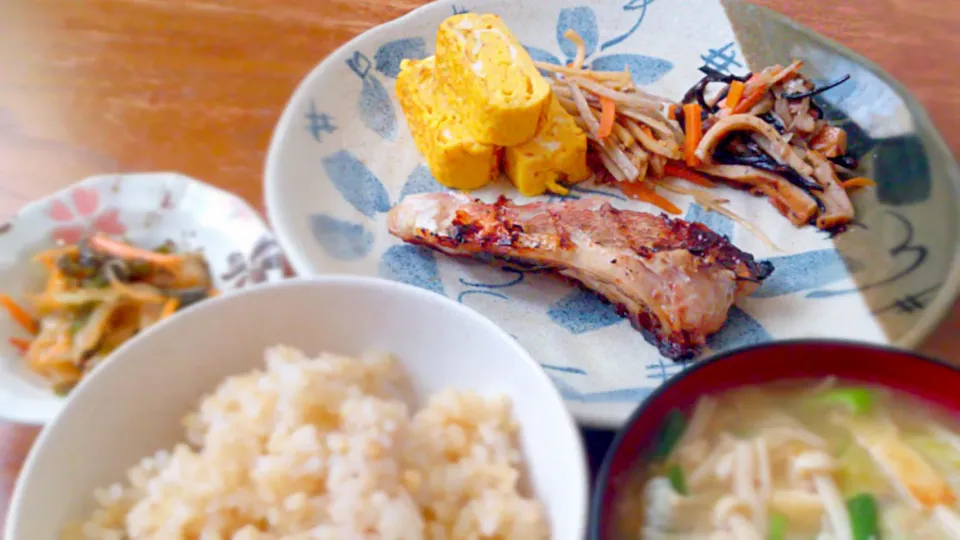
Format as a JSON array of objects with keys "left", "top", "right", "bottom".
[{"left": 0, "top": 0, "right": 957, "bottom": 529}]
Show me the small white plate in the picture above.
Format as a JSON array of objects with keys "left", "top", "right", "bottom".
[{"left": 0, "top": 173, "right": 287, "bottom": 425}]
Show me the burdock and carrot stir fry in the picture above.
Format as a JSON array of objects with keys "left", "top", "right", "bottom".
[
  {"left": 2, "top": 234, "right": 216, "bottom": 395},
  {"left": 538, "top": 30, "right": 873, "bottom": 238}
]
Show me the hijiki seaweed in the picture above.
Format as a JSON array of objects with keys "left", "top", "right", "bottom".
[{"left": 535, "top": 30, "right": 875, "bottom": 244}]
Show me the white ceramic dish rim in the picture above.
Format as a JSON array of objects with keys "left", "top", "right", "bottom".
[
  {"left": 0, "top": 172, "right": 279, "bottom": 425},
  {"left": 263, "top": 0, "right": 960, "bottom": 427},
  {"left": 6, "top": 275, "right": 589, "bottom": 539}
]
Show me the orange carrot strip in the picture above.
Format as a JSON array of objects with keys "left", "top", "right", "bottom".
[
  {"left": 732, "top": 86, "right": 768, "bottom": 115},
  {"left": 842, "top": 177, "right": 877, "bottom": 190},
  {"left": 597, "top": 97, "right": 616, "bottom": 139},
  {"left": 160, "top": 297, "right": 180, "bottom": 320},
  {"left": 667, "top": 104, "right": 677, "bottom": 121},
  {"left": 682, "top": 103, "right": 702, "bottom": 167},
  {"left": 619, "top": 182, "right": 682, "bottom": 214},
  {"left": 0, "top": 294, "right": 38, "bottom": 334},
  {"left": 664, "top": 162, "right": 716, "bottom": 188},
  {"left": 725, "top": 80, "right": 745, "bottom": 109},
  {"left": 8, "top": 337, "right": 30, "bottom": 354},
  {"left": 88, "top": 234, "right": 182, "bottom": 266}
]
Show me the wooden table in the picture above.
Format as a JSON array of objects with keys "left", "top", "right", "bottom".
[{"left": 0, "top": 0, "right": 957, "bottom": 528}]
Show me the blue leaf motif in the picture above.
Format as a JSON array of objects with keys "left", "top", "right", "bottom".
[
  {"left": 557, "top": 7, "right": 599, "bottom": 61},
  {"left": 321, "top": 150, "right": 391, "bottom": 218},
  {"left": 374, "top": 37, "right": 428, "bottom": 78},
  {"left": 591, "top": 54, "right": 673, "bottom": 86},
  {"left": 753, "top": 249, "right": 851, "bottom": 298},
  {"left": 707, "top": 306, "right": 772, "bottom": 351},
  {"left": 548, "top": 289, "right": 623, "bottom": 334},
  {"left": 399, "top": 165, "right": 447, "bottom": 201},
  {"left": 379, "top": 245, "right": 445, "bottom": 295},
  {"left": 590, "top": 54, "right": 673, "bottom": 86},
  {"left": 524, "top": 45, "right": 562, "bottom": 76},
  {"left": 308, "top": 214, "right": 374, "bottom": 261},
  {"left": 684, "top": 203, "right": 734, "bottom": 239},
  {"left": 347, "top": 52, "right": 397, "bottom": 141}
]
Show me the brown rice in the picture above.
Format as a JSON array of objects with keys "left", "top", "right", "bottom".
[{"left": 67, "top": 346, "right": 547, "bottom": 539}]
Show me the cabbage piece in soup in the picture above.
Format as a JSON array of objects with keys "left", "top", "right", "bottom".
[{"left": 612, "top": 379, "right": 960, "bottom": 540}]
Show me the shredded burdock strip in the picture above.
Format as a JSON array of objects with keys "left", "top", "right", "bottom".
[{"left": 658, "top": 182, "right": 783, "bottom": 252}]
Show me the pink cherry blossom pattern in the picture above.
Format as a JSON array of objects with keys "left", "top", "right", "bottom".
[{"left": 47, "top": 186, "right": 127, "bottom": 244}]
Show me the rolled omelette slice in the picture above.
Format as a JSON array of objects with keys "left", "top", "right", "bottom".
[
  {"left": 504, "top": 97, "right": 590, "bottom": 197},
  {"left": 436, "top": 13, "right": 552, "bottom": 147},
  {"left": 396, "top": 56, "right": 500, "bottom": 191}
]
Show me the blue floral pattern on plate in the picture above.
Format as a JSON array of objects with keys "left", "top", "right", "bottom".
[{"left": 266, "top": 0, "right": 960, "bottom": 426}]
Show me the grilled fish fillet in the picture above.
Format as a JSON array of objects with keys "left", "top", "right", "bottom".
[{"left": 387, "top": 193, "right": 774, "bottom": 360}]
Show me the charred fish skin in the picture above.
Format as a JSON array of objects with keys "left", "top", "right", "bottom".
[{"left": 387, "top": 193, "right": 774, "bottom": 360}]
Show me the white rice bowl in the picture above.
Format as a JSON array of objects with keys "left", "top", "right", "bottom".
[{"left": 6, "top": 277, "right": 588, "bottom": 540}]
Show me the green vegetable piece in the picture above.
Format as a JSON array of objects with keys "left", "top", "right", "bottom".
[
  {"left": 847, "top": 493, "right": 880, "bottom": 540},
  {"left": 69, "top": 319, "right": 85, "bottom": 336},
  {"left": 821, "top": 387, "right": 876, "bottom": 415},
  {"left": 665, "top": 464, "right": 687, "bottom": 495},
  {"left": 652, "top": 409, "right": 687, "bottom": 460},
  {"left": 767, "top": 512, "right": 787, "bottom": 540},
  {"left": 52, "top": 380, "right": 77, "bottom": 397}
]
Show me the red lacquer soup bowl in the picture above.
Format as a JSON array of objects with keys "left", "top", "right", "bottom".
[{"left": 589, "top": 339, "right": 960, "bottom": 539}]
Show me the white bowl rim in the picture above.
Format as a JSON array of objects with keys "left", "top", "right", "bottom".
[{"left": 6, "top": 274, "right": 589, "bottom": 539}]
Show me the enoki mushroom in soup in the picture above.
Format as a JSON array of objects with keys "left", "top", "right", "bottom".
[{"left": 612, "top": 380, "right": 960, "bottom": 539}]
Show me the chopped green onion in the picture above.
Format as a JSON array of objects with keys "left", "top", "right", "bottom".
[
  {"left": 665, "top": 464, "right": 687, "bottom": 495},
  {"left": 820, "top": 387, "right": 876, "bottom": 415},
  {"left": 767, "top": 512, "right": 787, "bottom": 540},
  {"left": 652, "top": 409, "right": 687, "bottom": 460},
  {"left": 847, "top": 493, "right": 880, "bottom": 540}
]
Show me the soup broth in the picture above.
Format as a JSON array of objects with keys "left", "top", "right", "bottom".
[{"left": 612, "top": 378, "right": 960, "bottom": 539}]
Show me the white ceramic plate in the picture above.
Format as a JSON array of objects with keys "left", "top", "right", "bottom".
[
  {"left": 265, "top": 0, "right": 960, "bottom": 427},
  {"left": 6, "top": 277, "right": 588, "bottom": 539},
  {"left": 0, "top": 173, "right": 287, "bottom": 425}
]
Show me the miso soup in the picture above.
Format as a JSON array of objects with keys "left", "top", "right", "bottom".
[{"left": 612, "top": 378, "right": 960, "bottom": 539}]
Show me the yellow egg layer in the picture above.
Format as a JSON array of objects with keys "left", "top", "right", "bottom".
[
  {"left": 396, "top": 56, "right": 500, "bottom": 191},
  {"left": 435, "top": 13, "right": 552, "bottom": 147},
  {"left": 504, "top": 97, "right": 590, "bottom": 197}
]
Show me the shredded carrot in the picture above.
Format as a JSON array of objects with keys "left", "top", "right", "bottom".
[
  {"left": 664, "top": 162, "right": 716, "bottom": 188},
  {"left": 619, "top": 182, "right": 682, "bottom": 214},
  {"left": 31, "top": 245, "right": 79, "bottom": 265},
  {"left": 8, "top": 337, "right": 30, "bottom": 355},
  {"left": 725, "top": 80, "right": 745, "bottom": 109},
  {"left": 682, "top": 103, "right": 702, "bottom": 167},
  {"left": 842, "top": 177, "right": 877, "bottom": 190},
  {"left": 598, "top": 97, "right": 616, "bottom": 139},
  {"left": 160, "top": 297, "right": 180, "bottom": 320},
  {"left": 667, "top": 104, "right": 677, "bottom": 121},
  {"left": 732, "top": 85, "right": 768, "bottom": 114},
  {"left": 0, "top": 294, "right": 38, "bottom": 334},
  {"left": 89, "top": 234, "right": 183, "bottom": 266}
]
